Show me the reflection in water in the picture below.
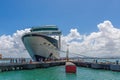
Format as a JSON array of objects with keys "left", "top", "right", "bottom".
[{"left": 66, "top": 73, "right": 77, "bottom": 80}]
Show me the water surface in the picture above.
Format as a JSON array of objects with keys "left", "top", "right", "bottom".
[{"left": 0, "top": 66, "right": 120, "bottom": 80}]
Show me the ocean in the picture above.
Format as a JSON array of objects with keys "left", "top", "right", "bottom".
[{"left": 0, "top": 66, "right": 120, "bottom": 80}]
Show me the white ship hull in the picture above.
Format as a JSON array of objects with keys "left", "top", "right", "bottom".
[{"left": 22, "top": 33, "right": 59, "bottom": 61}]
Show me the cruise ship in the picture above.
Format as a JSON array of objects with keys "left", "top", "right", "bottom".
[{"left": 22, "top": 25, "right": 61, "bottom": 61}]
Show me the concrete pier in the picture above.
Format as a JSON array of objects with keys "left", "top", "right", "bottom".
[
  {"left": 0, "top": 61, "right": 65, "bottom": 72},
  {"left": 73, "top": 62, "right": 91, "bottom": 68},
  {"left": 110, "top": 64, "right": 120, "bottom": 71},
  {"left": 91, "top": 63, "right": 102, "bottom": 69},
  {"left": 1, "top": 59, "right": 120, "bottom": 72},
  {"left": 72, "top": 60, "right": 120, "bottom": 72}
]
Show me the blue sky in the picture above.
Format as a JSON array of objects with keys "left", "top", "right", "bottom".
[{"left": 0, "top": 0, "right": 120, "bottom": 35}]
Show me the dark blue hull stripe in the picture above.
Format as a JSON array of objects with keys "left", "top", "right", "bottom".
[{"left": 22, "top": 33, "right": 58, "bottom": 48}]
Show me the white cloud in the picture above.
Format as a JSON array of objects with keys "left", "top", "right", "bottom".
[
  {"left": 0, "top": 28, "right": 30, "bottom": 58},
  {"left": 61, "top": 20, "right": 120, "bottom": 58},
  {"left": 0, "top": 20, "right": 120, "bottom": 58}
]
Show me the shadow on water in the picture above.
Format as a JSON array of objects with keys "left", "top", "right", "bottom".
[{"left": 65, "top": 73, "right": 77, "bottom": 80}]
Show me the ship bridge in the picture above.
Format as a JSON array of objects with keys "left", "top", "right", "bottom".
[
  {"left": 30, "top": 25, "right": 62, "bottom": 49},
  {"left": 30, "top": 25, "right": 61, "bottom": 35}
]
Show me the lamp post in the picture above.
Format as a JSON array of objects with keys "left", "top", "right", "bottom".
[{"left": 66, "top": 44, "right": 69, "bottom": 61}]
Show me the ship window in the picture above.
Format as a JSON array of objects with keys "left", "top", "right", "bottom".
[{"left": 43, "top": 42, "right": 46, "bottom": 45}]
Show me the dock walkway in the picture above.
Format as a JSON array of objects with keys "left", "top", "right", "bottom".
[
  {"left": 1, "top": 59, "right": 120, "bottom": 72},
  {"left": 72, "top": 60, "right": 120, "bottom": 71},
  {"left": 0, "top": 61, "right": 65, "bottom": 72}
]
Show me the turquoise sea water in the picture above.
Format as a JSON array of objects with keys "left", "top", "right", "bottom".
[{"left": 0, "top": 66, "right": 120, "bottom": 80}]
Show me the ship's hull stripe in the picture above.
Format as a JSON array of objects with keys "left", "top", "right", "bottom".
[{"left": 22, "top": 34, "right": 58, "bottom": 48}]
